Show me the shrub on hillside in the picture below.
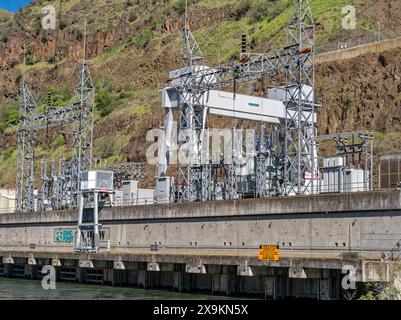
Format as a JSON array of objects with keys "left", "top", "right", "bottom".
[
  {"left": 133, "top": 28, "right": 153, "bottom": 49},
  {"left": 59, "top": 20, "right": 67, "bottom": 30},
  {"left": 98, "top": 137, "right": 117, "bottom": 159},
  {"left": 248, "top": 1, "right": 270, "bottom": 24},
  {"left": 0, "top": 106, "right": 19, "bottom": 133},
  {"left": 248, "top": 0, "right": 286, "bottom": 24},
  {"left": 95, "top": 87, "right": 117, "bottom": 117},
  {"left": 76, "top": 30, "right": 83, "bottom": 41},
  {"left": 0, "top": 34, "right": 8, "bottom": 43},
  {"left": 128, "top": 11, "right": 137, "bottom": 23},
  {"left": 6, "top": 108, "right": 19, "bottom": 126},
  {"left": 171, "top": 0, "right": 186, "bottom": 15},
  {"left": 2, "top": 149, "right": 13, "bottom": 161},
  {"left": 49, "top": 88, "right": 72, "bottom": 107},
  {"left": 54, "top": 135, "right": 66, "bottom": 148},
  {"left": 344, "top": 95, "right": 354, "bottom": 109},
  {"left": 25, "top": 54, "right": 35, "bottom": 66},
  {"left": 231, "top": 0, "right": 251, "bottom": 20}
]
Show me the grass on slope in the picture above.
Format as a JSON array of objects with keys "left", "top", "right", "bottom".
[{"left": 194, "top": 0, "right": 361, "bottom": 65}]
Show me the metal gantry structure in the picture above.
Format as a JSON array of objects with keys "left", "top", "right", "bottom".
[
  {"left": 71, "top": 62, "right": 96, "bottom": 207},
  {"left": 15, "top": 63, "right": 95, "bottom": 212},
  {"left": 316, "top": 131, "right": 374, "bottom": 192},
  {"left": 157, "top": 0, "right": 318, "bottom": 203},
  {"left": 15, "top": 84, "right": 37, "bottom": 212},
  {"left": 175, "top": 22, "right": 207, "bottom": 202}
]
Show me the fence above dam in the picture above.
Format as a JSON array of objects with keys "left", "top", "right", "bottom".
[{"left": 316, "top": 37, "right": 401, "bottom": 64}]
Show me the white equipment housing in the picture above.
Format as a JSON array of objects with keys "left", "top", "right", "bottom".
[
  {"left": 344, "top": 169, "right": 368, "bottom": 193},
  {"left": 81, "top": 171, "right": 114, "bottom": 192},
  {"left": 122, "top": 180, "right": 154, "bottom": 205},
  {"left": 156, "top": 177, "right": 175, "bottom": 204},
  {"left": 320, "top": 157, "right": 369, "bottom": 193},
  {"left": 320, "top": 157, "right": 345, "bottom": 193},
  {"left": 123, "top": 180, "right": 138, "bottom": 204}
]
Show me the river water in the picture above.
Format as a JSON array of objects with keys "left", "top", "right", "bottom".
[{"left": 0, "top": 277, "right": 233, "bottom": 300}]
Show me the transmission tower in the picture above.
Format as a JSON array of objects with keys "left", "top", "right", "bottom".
[
  {"left": 176, "top": 2, "right": 210, "bottom": 202},
  {"left": 284, "top": 0, "right": 318, "bottom": 195},
  {"left": 69, "top": 63, "right": 94, "bottom": 207},
  {"left": 70, "top": 20, "right": 94, "bottom": 208},
  {"left": 15, "top": 84, "right": 37, "bottom": 212},
  {"left": 15, "top": 61, "right": 94, "bottom": 212}
]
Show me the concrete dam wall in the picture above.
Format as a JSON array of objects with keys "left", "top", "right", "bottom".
[
  {"left": 0, "top": 191, "right": 401, "bottom": 253},
  {"left": 1, "top": 191, "right": 401, "bottom": 299}
]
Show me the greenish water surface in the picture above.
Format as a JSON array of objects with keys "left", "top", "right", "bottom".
[{"left": 0, "top": 277, "right": 233, "bottom": 300}]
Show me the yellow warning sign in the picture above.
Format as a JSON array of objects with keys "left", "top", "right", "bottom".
[{"left": 258, "top": 245, "right": 280, "bottom": 261}]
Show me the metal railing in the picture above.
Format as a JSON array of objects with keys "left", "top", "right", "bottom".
[
  {"left": 0, "top": 196, "right": 156, "bottom": 214},
  {"left": 86, "top": 197, "right": 155, "bottom": 208},
  {"left": 111, "top": 197, "right": 155, "bottom": 207},
  {"left": 0, "top": 242, "right": 400, "bottom": 255}
]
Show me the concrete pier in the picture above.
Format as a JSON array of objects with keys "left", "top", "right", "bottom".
[{"left": 1, "top": 191, "right": 401, "bottom": 298}]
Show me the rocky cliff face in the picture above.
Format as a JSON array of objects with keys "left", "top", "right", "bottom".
[
  {"left": 317, "top": 49, "right": 401, "bottom": 135},
  {"left": 0, "top": 1, "right": 233, "bottom": 96}
]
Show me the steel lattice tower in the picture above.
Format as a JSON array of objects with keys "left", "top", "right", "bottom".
[
  {"left": 15, "top": 20, "right": 95, "bottom": 212},
  {"left": 15, "top": 64, "right": 95, "bottom": 212},
  {"left": 284, "top": 0, "right": 318, "bottom": 195},
  {"left": 70, "top": 63, "right": 95, "bottom": 207},
  {"left": 15, "top": 84, "right": 37, "bottom": 212},
  {"left": 177, "top": 24, "right": 209, "bottom": 202}
]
